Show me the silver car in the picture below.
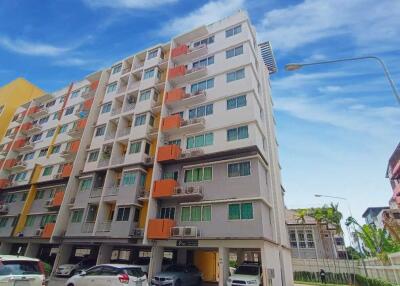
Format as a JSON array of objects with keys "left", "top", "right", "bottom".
[{"left": 151, "top": 265, "right": 202, "bottom": 286}]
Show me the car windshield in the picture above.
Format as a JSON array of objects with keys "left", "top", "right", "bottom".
[
  {"left": 136, "top": 257, "right": 150, "bottom": 265},
  {"left": 235, "top": 265, "right": 259, "bottom": 276},
  {"left": 165, "top": 265, "right": 186, "bottom": 272},
  {"left": 0, "top": 261, "right": 41, "bottom": 275},
  {"left": 124, "top": 267, "right": 143, "bottom": 278}
]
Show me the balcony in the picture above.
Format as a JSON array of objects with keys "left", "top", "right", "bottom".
[
  {"left": 11, "top": 138, "right": 27, "bottom": 151},
  {"left": 117, "top": 128, "right": 131, "bottom": 138},
  {"left": 111, "top": 107, "right": 122, "bottom": 116},
  {"left": 61, "top": 163, "right": 73, "bottom": 178},
  {"left": 168, "top": 65, "right": 207, "bottom": 85},
  {"left": 137, "top": 189, "right": 150, "bottom": 201},
  {"left": 104, "top": 186, "right": 119, "bottom": 196},
  {"left": 41, "top": 223, "right": 55, "bottom": 238},
  {"left": 68, "top": 119, "right": 87, "bottom": 138},
  {"left": 18, "top": 141, "right": 35, "bottom": 152},
  {"left": 147, "top": 219, "right": 176, "bottom": 240},
  {"left": 28, "top": 106, "right": 48, "bottom": 118},
  {"left": 130, "top": 228, "right": 144, "bottom": 238},
  {"left": 171, "top": 44, "right": 207, "bottom": 63},
  {"left": 173, "top": 185, "right": 204, "bottom": 201},
  {"left": 144, "top": 156, "right": 155, "bottom": 166},
  {"left": 161, "top": 115, "right": 205, "bottom": 135},
  {"left": 179, "top": 148, "right": 205, "bottom": 159},
  {"left": 165, "top": 88, "right": 206, "bottom": 108},
  {"left": 152, "top": 179, "right": 178, "bottom": 198},
  {"left": 96, "top": 221, "right": 112, "bottom": 232},
  {"left": 0, "top": 179, "right": 10, "bottom": 188},
  {"left": 111, "top": 156, "right": 125, "bottom": 166},
  {"left": 49, "top": 192, "right": 64, "bottom": 208},
  {"left": 20, "top": 122, "right": 33, "bottom": 134},
  {"left": 98, "top": 158, "right": 110, "bottom": 168},
  {"left": 23, "top": 124, "right": 42, "bottom": 136},
  {"left": 3, "top": 159, "right": 16, "bottom": 170},
  {"left": 81, "top": 222, "right": 95, "bottom": 233},
  {"left": 151, "top": 100, "right": 162, "bottom": 114},
  {"left": 0, "top": 204, "right": 9, "bottom": 214},
  {"left": 90, "top": 187, "right": 103, "bottom": 198},
  {"left": 60, "top": 140, "right": 80, "bottom": 160},
  {"left": 157, "top": 145, "right": 181, "bottom": 162},
  {"left": 81, "top": 89, "right": 95, "bottom": 100},
  {"left": 11, "top": 160, "right": 27, "bottom": 171}
]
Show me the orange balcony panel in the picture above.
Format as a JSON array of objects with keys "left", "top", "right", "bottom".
[
  {"left": 147, "top": 219, "right": 176, "bottom": 239},
  {"left": 153, "top": 179, "right": 178, "bottom": 198},
  {"left": 168, "top": 65, "right": 186, "bottom": 79},
  {"left": 171, "top": 45, "right": 189, "bottom": 58},
  {"left": 165, "top": 88, "right": 185, "bottom": 104},
  {"left": 61, "top": 163, "right": 73, "bottom": 178},
  {"left": 4, "top": 159, "right": 16, "bottom": 169},
  {"left": 83, "top": 98, "right": 94, "bottom": 110},
  {"left": 4, "top": 143, "right": 12, "bottom": 152},
  {"left": 70, "top": 140, "right": 80, "bottom": 152},
  {"left": 0, "top": 160, "right": 4, "bottom": 169},
  {"left": 157, "top": 145, "right": 181, "bottom": 162},
  {"left": 0, "top": 179, "right": 9, "bottom": 188},
  {"left": 21, "top": 122, "right": 33, "bottom": 131},
  {"left": 12, "top": 138, "right": 26, "bottom": 150},
  {"left": 51, "top": 192, "right": 64, "bottom": 207},
  {"left": 77, "top": 118, "right": 87, "bottom": 129},
  {"left": 161, "top": 114, "right": 181, "bottom": 132},
  {"left": 27, "top": 106, "right": 40, "bottom": 115},
  {"left": 90, "top": 80, "right": 99, "bottom": 91},
  {"left": 41, "top": 223, "right": 55, "bottom": 238}
]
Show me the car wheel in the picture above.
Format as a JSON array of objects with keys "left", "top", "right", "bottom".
[
  {"left": 175, "top": 279, "right": 181, "bottom": 286},
  {"left": 67, "top": 283, "right": 74, "bottom": 286}
]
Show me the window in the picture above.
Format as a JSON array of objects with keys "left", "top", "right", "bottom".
[
  {"left": 43, "top": 166, "right": 53, "bottom": 176},
  {"left": 184, "top": 166, "right": 212, "bottom": 182},
  {"left": 188, "top": 104, "right": 213, "bottom": 119},
  {"left": 139, "top": 90, "right": 151, "bottom": 102},
  {"left": 159, "top": 207, "right": 175, "bottom": 219},
  {"left": 46, "top": 128, "right": 56, "bottom": 138},
  {"left": 59, "top": 96, "right": 66, "bottom": 103},
  {"left": 0, "top": 217, "right": 7, "bottom": 228},
  {"left": 70, "top": 90, "right": 80, "bottom": 98},
  {"left": 168, "top": 139, "right": 181, "bottom": 147},
  {"left": 144, "top": 142, "right": 150, "bottom": 155},
  {"left": 228, "top": 203, "right": 253, "bottom": 220},
  {"left": 5, "top": 194, "right": 16, "bottom": 203},
  {"left": 59, "top": 124, "right": 68, "bottom": 133},
  {"left": 147, "top": 49, "right": 158, "bottom": 60},
  {"left": 39, "top": 148, "right": 48, "bottom": 157},
  {"left": 186, "top": 133, "right": 213, "bottom": 149},
  {"left": 5, "top": 129, "right": 11, "bottom": 136},
  {"left": 112, "top": 63, "right": 122, "bottom": 74},
  {"left": 106, "top": 82, "right": 117, "bottom": 94},
  {"left": 32, "top": 133, "right": 42, "bottom": 142},
  {"left": 143, "top": 68, "right": 155, "bottom": 79},
  {"left": 181, "top": 205, "right": 211, "bottom": 222},
  {"left": 226, "top": 45, "right": 243, "bottom": 58},
  {"left": 227, "top": 68, "right": 245, "bottom": 82},
  {"left": 122, "top": 172, "right": 136, "bottom": 185},
  {"left": 15, "top": 172, "right": 27, "bottom": 182},
  {"left": 225, "top": 25, "right": 242, "bottom": 37},
  {"left": 24, "top": 152, "right": 35, "bottom": 161},
  {"left": 95, "top": 125, "right": 106, "bottom": 136},
  {"left": 227, "top": 126, "right": 248, "bottom": 141},
  {"left": 40, "top": 214, "right": 56, "bottom": 227},
  {"left": 116, "top": 207, "right": 130, "bottom": 221},
  {"left": 307, "top": 230, "right": 315, "bottom": 248},
  {"left": 102, "top": 102, "right": 112, "bottom": 113},
  {"left": 71, "top": 209, "right": 84, "bottom": 223},
  {"left": 134, "top": 114, "right": 146, "bottom": 126},
  {"left": 129, "top": 141, "right": 142, "bottom": 154},
  {"left": 149, "top": 115, "right": 154, "bottom": 126},
  {"left": 297, "top": 231, "right": 306, "bottom": 248},
  {"left": 80, "top": 178, "right": 92, "bottom": 191},
  {"left": 50, "top": 145, "right": 61, "bottom": 154},
  {"left": 53, "top": 112, "right": 59, "bottom": 120},
  {"left": 25, "top": 216, "right": 35, "bottom": 227},
  {"left": 289, "top": 230, "right": 297, "bottom": 248},
  {"left": 139, "top": 173, "right": 146, "bottom": 188},
  {"left": 35, "top": 190, "right": 45, "bottom": 200},
  {"left": 228, "top": 161, "right": 251, "bottom": 177},
  {"left": 163, "top": 171, "right": 178, "bottom": 180},
  {"left": 88, "top": 150, "right": 99, "bottom": 162},
  {"left": 193, "top": 36, "right": 214, "bottom": 47},
  {"left": 192, "top": 56, "right": 214, "bottom": 68},
  {"left": 227, "top": 95, "right": 246, "bottom": 110},
  {"left": 39, "top": 116, "right": 49, "bottom": 124},
  {"left": 64, "top": 106, "right": 74, "bottom": 116},
  {"left": 190, "top": 78, "right": 214, "bottom": 94},
  {"left": 21, "top": 192, "right": 27, "bottom": 201}
]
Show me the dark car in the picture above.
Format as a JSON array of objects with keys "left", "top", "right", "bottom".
[{"left": 151, "top": 264, "right": 202, "bottom": 286}]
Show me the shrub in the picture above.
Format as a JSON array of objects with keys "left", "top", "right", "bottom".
[{"left": 355, "top": 274, "right": 395, "bottom": 286}]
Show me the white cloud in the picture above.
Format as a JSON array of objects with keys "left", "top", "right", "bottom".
[
  {"left": 83, "top": 0, "right": 177, "bottom": 9},
  {"left": 317, "top": 85, "right": 343, "bottom": 93},
  {"left": 161, "top": 0, "right": 244, "bottom": 36},
  {"left": 52, "top": 58, "right": 93, "bottom": 67},
  {"left": 0, "top": 36, "right": 70, "bottom": 56},
  {"left": 258, "top": 0, "right": 400, "bottom": 52}
]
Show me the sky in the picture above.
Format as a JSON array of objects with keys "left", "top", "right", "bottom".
[{"left": 0, "top": 0, "right": 399, "bottom": 230}]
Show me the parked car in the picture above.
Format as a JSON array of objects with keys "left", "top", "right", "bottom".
[
  {"left": 151, "top": 264, "right": 202, "bottom": 286},
  {"left": 227, "top": 262, "right": 262, "bottom": 286},
  {"left": 56, "top": 258, "right": 96, "bottom": 277},
  {"left": 66, "top": 264, "right": 148, "bottom": 286},
  {"left": 0, "top": 255, "right": 46, "bottom": 286}
]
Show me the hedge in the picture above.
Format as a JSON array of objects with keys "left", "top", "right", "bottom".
[{"left": 355, "top": 274, "right": 395, "bottom": 286}]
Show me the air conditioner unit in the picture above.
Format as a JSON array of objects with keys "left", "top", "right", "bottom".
[
  {"left": 35, "top": 229, "right": 43, "bottom": 236},
  {"left": 44, "top": 199, "right": 53, "bottom": 207},
  {"left": 183, "top": 227, "right": 198, "bottom": 237},
  {"left": 175, "top": 187, "right": 183, "bottom": 194},
  {"left": 185, "top": 186, "right": 194, "bottom": 194},
  {"left": 53, "top": 174, "right": 62, "bottom": 180},
  {"left": 171, "top": 227, "right": 184, "bottom": 237}
]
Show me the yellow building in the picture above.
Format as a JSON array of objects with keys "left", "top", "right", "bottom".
[{"left": 0, "top": 78, "right": 44, "bottom": 141}]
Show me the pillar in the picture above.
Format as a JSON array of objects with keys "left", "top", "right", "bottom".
[
  {"left": 0, "top": 242, "right": 12, "bottom": 254},
  {"left": 148, "top": 246, "right": 164, "bottom": 278},
  {"left": 177, "top": 249, "right": 187, "bottom": 264},
  {"left": 218, "top": 247, "right": 229, "bottom": 286},
  {"left": 25, "top": 242, "right": 40, "bottom": 258},
  {"left": 97, "top": 244, "right": 113, "bottom": 264},
  {"left": 51, "top": 244, "right": 72, "bottom": 277},
  {"left": 236, "top": 249, "right": 245, "bottom": 265}
]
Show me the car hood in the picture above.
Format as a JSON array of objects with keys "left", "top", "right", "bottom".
[
  {"left": 58, "top": 264, "right": 76, "bottom": 269},
  {"left": 154, "top": 272, "right": 181, "bottom": 278},
  {"left": 230, "top": 274, "right": 260, "bottom": 281}
]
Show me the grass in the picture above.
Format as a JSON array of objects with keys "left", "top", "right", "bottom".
[{"left": 295, "top": 281, "right": 349, "bottom": 286}]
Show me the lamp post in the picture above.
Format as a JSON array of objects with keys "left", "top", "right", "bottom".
[
  {"left": 314, "top": 194, "right": 368, "bottom": 277},
  {"left": 285, "top": 56, "right": 400, "bottom": 105}
]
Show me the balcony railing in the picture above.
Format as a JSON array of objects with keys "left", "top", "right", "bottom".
[
  {"left": 89, "top": 187, "right": 103, "bottom": 198},
  {"left": 111, "top": 156, "right": 125, "bottom": 165},
  {"left": 122, "top": 67, "right": 132, "bottom": 75},
  {"left": 133, "top": 62, "right": 144, "bottom": 70},
  {"left": 81, "top": 89, "right": 95, "bottom": 99},
  {"left": 104, "top": 132, "right": 116, "bottom": 140},
  {"left": 128, "top": 81, "right": 140, "bottom": 91},
  {"left": 96, "top": 221, "right": 112, "bottom": 232},
  {"left": 98, "top": 158, "right": 110, "bottom": 168},
  {"left": 130, "top": 228, "right": 144, "bottom": 237},
  {"left": 123, "top": 103, "right": 135, "bottom": 112},
  {"left": 0, "top": 204, "right": 9, "bottom": 214},
  {"left": 111, "top": 107, "right": 122, "bottom": 116},
  {"left": 81, "top": 222, "right": 95, "bottom": 233},
  {"left": 118, "top": 128, "right": 131, "bottom": 137},
  {"left": 105, "top": 186, "right": 119, "bottom": 196},
  {"left": 117, "top": 85, "right": 128, "bottom": 94},
  {"left": 137, "top": 189, "right": 150, "bottom": 201}
]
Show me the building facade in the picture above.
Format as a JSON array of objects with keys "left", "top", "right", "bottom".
[
  {"left": 387, "top": 142, "right": 400, "bottom": 208},
  {"left": 362, "top": 207, "right": 389, "bottom": 229},
  {"left": 0, "top": 11, "right": 292, "bottom": 286}
]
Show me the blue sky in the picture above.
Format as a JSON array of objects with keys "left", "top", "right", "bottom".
[{"left": 0, "top": 0, "right": 399, "bottom": 227}]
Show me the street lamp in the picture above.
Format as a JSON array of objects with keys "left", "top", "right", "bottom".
[
  {"left": 285, "top": 56, "right": 400, "bottom": 105},
  {"left": 314, "top": 194, "right": 368, "bottom": 277}
]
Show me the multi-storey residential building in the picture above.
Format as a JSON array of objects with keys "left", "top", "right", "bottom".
[
  {"left": 286, "top": 209, "right": 346, "bottom": 260},
  {"left": 362, "top": 207, "right": 389, "bottom": 229},
  {"left": 387, "top": 142, "right": 400, "bottom": 208},
  {"left": 0, "top": 11, "right": 292, "bottom": 286},
  {"left": 0, "top": 78, "right": 44, "bottom": 142}
]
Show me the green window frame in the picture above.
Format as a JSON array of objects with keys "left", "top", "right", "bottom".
[
  {"left": 180, "top": 205, "right": 211, "bottom": 222},
  {"left": 184, "top": 166, "right": 212, "bottom": 182},
  {"left": 227, "top": 126, "right": 248, "bottom": 141},
  {"left": 129, "top": 141, "right": 142, "bottom": 154},
  {"left": 88, "top": 151, "right": 99, "bottom": 162},
  {"left": 80, "top": 178, "right": 92, "bottom": 191},
  {"left": 71, "top": 209, "right": 84, "bottom": 223},
  {"left": 0, "top": 217, "right": 8, "bottom": 227},
  {"left": 228, "top": 203, "right": 253, "bottom": 220},
  {"left": 25, "top": 215, "right": 35, "bottom": 227},
  {"left": 186, "top": 133, "right": 213, "bottom": 149},
  {"left": 43, "top": 166, "right": 54, "bottom": 176},
  {"left": 35, "top": 190, "right": 45, "bottom": 200},
  {"left": 122, "top": 172, "right": 136, "bottom": 185},
  {"left": 228, "top": 162, "right": 251, "bottom": 177}
]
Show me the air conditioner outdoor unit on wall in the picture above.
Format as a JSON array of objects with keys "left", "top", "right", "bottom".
[
  {"left": 183, "top": 227, "right": 198, "bottom": 237},
  {"left": 35, "top": 229, "right": 43, "bottom": 236},
  {"left": 171, "top": 227, "right": 184, "bottom": 237}
]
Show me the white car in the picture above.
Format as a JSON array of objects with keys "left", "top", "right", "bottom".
[
  {"left": 227, "top": 262, "right": 262, "bottom": 286},
  {"left": 0, "top": 255, "right": 46, "bottom": 286},
  {"left": 56, "top": 258, "right": 96, "bottom": 277},
  {"left": 66, "top": 264, "right": 148, "bottom": 286}
]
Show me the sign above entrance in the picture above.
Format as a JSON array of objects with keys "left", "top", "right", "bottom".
[{"left": 176, "top": 240, "right": 198, "bottom": 247}]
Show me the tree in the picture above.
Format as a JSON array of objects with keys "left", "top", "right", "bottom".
[{"left": 346, "top": 246, "right": 365, "bottom": 260}]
